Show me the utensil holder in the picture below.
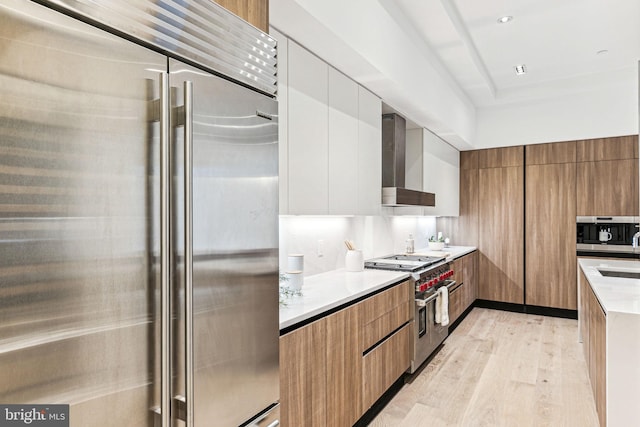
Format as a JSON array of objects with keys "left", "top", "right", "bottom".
[{"left": 345, "top": 250, "right": 364, "bottom": 272}]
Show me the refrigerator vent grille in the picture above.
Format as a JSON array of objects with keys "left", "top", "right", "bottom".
[{"left": 45, "top": 0, "right": 278, "bottom": 95}]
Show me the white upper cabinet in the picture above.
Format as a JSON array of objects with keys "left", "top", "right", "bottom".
[
  {"left": 328, "top": 68, "right": 359, "bottom": 214},
  {"left": 287, "top": 40, "right": 329, "bottom": 214},
  {"left": 275, "top": 35, "right": 382, "bottom": 216},
  {"left": 358, "top": 86, "right": 382, "bottom": 216},
  {"left": 422, "top": 129, "right": 460, "bottom": 217}
]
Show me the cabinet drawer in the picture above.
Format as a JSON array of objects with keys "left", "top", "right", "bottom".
[
  {"left": 448, "top": 282, "right": 465, "bottom": 323},
  {"left": 359, "top": 280, "right": 412, "bottom": 351},
  {"left": 362, "top": 322, "right": 412, "bottom": 410}
]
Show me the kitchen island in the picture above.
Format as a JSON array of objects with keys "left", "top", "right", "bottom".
[{"left": 578, "top": 258, "right": 640, "bottom": 426}]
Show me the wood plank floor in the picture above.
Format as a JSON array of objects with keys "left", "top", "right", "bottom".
[{"left": 369, "top": 308, "right": 599, "bottom": 427}]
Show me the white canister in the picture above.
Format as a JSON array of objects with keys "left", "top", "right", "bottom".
[
  {"left": 345, "top": 250, "right": 364, "bottom": 272},
  {"left": 285, "top": 270, "right": 304, "bottom": 290},
  {"left": 287, "top": 254, "right": 304, "bottom": 272}
]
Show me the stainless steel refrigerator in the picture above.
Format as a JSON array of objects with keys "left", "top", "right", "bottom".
[{"left": 0, "top": 1, "right": 279, "bottom": 426}]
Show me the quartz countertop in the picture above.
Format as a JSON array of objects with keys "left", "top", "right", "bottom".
[
  {"left": 279, "top": 269, "right": 410, "bottom": 330},
  {"left": 411, "top": 245, "right": 476, "bottom": 261},
  {"left": 578, "top": 258, "right": 640, "bottom": 315},
  {"left": 279, "top": 246, "right": 478, "bottom": 331}
]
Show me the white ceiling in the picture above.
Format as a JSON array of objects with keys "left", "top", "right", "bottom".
[
  {"left": 394, "top": 0, "right": 640, "bottom": 108},
  {"left": 270, "top": 0, "right": 639, "bottom": 149}
]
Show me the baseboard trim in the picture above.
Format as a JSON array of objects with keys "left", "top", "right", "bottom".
[
  {"left": 474, "top": 299, "right": 577, "bottom": 319},
  {"left": 354, "top": 375, "right": 405, "bottom": 427}
]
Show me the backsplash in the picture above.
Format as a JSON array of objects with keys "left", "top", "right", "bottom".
[{"left": 279, "top": 213, "right": 438, "bottom": 276}]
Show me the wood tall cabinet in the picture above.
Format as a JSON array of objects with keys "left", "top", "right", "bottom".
[
  {"left": 525, "top": 142, "right": 577, "bottom": 309},
  {"left": 212, "top": 0, "right": 268, "bottom": 32},
  {"left": 478, "top": 147, "right": 525, "bottom": 304},
  {"left": 576, "top": 135, "right": 639, "bottom": 216}
]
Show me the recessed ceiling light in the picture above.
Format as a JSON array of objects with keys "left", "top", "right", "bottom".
[
  {"left": 514, "top": 64, "right": 526, "bottom": 75},
  {"left": 497, "top": 16, "right": 513, "bottom": 24}
]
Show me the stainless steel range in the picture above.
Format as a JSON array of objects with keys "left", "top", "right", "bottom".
[{"left": 365, "top": 254, "right": 456, "bottom": 373}]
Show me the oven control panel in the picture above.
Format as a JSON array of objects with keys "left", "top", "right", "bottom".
[{"left": 415, "top": 264, "right": 453, "bottom": 293}]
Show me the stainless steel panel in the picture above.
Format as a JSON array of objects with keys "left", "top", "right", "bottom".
[
  {"left": 45, "top": 0, "right": 278, "bottom": 95},
  {"left": 576, "top": 216, "right": 640, "bottom": 223},
  {"left": 0, "top": 1, "right": 165, "bottom": 426},
  {"left": 576, "top": 243, "right": 638, "bottom": 254},
  {"left": 169, "top": 59, "right": 279, "bottom": 427}
]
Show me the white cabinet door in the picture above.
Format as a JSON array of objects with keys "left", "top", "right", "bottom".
[
  {"left": 328, "top": 68, "right": 358, "bottom": 214},
  {"left": 287, "top": 41, "right": 329, "bottom": 214},
  {"left": 422, "top": 129, "right": 460, "bottom": 216},
  {"left": 358, "top": 86, "right": 382, "bottom": 215}
]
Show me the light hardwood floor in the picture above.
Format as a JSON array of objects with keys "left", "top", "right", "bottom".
[{"left": 369, "top": 308, "right": 599, "bottom": 427}]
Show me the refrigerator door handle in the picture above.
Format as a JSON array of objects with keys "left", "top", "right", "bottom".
[
  {"left": 183, "top": 80, "right": 195, "bottom": 427},
  {"left": 160, "top": 72, "right": 171, "bottom": 427}
]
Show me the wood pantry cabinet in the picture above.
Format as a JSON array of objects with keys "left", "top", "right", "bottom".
[
  {"left": 478, "top": 146, "right": 525, "bottom": 304},
  {"left": 279, "top": 279, "right": 413, "bottom": 427},
  {"left": 576, "top": 135, "right": 639, "bottom": 216},
  {"left": 525, "top": 142, "right": 577, "bottom": 310}
]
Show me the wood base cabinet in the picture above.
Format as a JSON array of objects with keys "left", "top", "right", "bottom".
[
  {"left": 362, "top": 323, "right": 412, "bottom": 410},
  {"left": 280, "top": 279, "right": 413, "bottom": 427},
  {"left": 280, "top": 320, "right": 327, "bottom": 426},
  {"left": 280, "top": 305, "right": 360, "bottom": 427},
  {"left": 448, "top": 252, "right": 478, "bottom": 324},
  {"left": 579, "top": 269, "right": 606, "bottom": 426}
]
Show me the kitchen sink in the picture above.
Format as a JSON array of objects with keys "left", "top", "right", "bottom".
[{"left": 598, "top": 269, "right": 640, "bottom": 280}]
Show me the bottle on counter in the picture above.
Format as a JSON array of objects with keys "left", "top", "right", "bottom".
[{"left": 406, "top": 234, "right": 415, "bottom": 254}]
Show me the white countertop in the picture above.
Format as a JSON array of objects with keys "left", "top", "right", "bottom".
[
  {"left": 578, "top": 258, "right": 640, "bottom": 315},
  {"left": 414, "top": 245, "right": 476, "bottom": 262},
  {"left": 279, "top": 245, "right": 477, "bottom": 330}
]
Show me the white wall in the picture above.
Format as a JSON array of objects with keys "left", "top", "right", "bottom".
[
  {"left": 279, "top": 215, "right": 440, "bottom": 276},
  {"left": 476, "top": 67, "right": 639, "bottom": 148}
]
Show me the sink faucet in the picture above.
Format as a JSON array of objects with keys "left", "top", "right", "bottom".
[{"left": 633, "top": 231, "right": 640, "bottom": 248}]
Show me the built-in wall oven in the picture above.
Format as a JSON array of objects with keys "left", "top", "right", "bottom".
[
  {"left": 577, "top": 216, "right": 640, "bottom": 257},
  {"left": 365, "top": 255, "right": 455, "bottom": 374}
]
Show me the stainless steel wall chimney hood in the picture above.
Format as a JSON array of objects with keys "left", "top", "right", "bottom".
[{"left": 382, "top": 113, "right": 436, "bottom": 207}]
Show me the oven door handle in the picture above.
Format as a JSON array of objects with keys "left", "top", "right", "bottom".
[
  {"left": 415, "top": 280, "right": 457, "bottom": 307},
  {"left": 444, "top": 279, "right": 457, "bottom": 290},
  {"left": 415, "top": 294, "right": 437, "bottom": 307}
]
